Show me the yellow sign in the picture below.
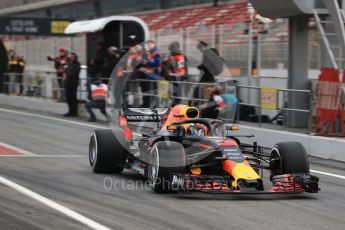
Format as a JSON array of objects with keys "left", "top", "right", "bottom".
[
  {"left": 261, "top": 87, "right": 277, "bottom": 110},
  {"left": 158, "top": 80, "right": 169, "bottom": 99},
  {"left": 51, "top": 21, "right": 70, "bottom": 34}
]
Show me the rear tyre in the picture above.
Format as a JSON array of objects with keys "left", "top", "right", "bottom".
[
  {"left": 148, "top": 141, "right": 186, "bottom": 193},
  {"left": 270, "top": 141, "right": 309, "bottom": 177},
  {"left": 89, "top": 129, "right": 128, "bottom": 173}
]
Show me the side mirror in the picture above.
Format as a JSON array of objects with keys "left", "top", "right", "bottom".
[
  {"left": 167, "top": 125, "right": 185, "bottom": 136},
  {"left": 223, "top": 124, "right": 239, "bottom": 137},
  {"left": 225, "top": 124, "right": 239, "bottom": 131}
]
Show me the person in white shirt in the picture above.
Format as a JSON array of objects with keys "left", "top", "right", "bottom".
[{"left": 85, "top": 80, "right": 108, "bottom": 122}]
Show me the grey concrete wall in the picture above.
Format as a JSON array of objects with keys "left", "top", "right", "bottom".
[
  {"left": 1, "top": 94, "right": 344, "bottom": 162},
  {"left": 238, "top": 124, "right": 345, "bottom": 162}
]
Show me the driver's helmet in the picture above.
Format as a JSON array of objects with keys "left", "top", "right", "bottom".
[{"left": 186, "top": 123, "right": 208, "bottom": 137}]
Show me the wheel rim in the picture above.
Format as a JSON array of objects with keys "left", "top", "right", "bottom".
[
  {"left": 148, "top": 147, "right": 159, "bottom": 185},
  {"left": 270, "top": 147, "right": 281, "bottom": 176},
  {"left": 89, "top": 134, "right": 97, "bottom": 166}
]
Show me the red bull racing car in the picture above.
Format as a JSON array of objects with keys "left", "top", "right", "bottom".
[{"left": 89, "top": 105, "right": 319, "bottom": 194}]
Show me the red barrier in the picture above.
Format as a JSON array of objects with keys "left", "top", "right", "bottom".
[
  {"left": 341, "top": 71, "right": 345, "bottom": 135},
  {"left": 316, "top": 67, "right": 341, "bottom": 136}
]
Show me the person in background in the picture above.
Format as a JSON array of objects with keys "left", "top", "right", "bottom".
[
  {"left": 269, "top": 101, "right": 287, "bottom": 125},
  {"left": 196, "top": 41, "right": 224, "bottom": 83},
  {"left": 63, "top": 53, "right": 81, "bottom": 117},
  {"left": 193, "top": 41, "right": 224, "bottom": 106},
  {"left": 85, "top": 79, "right": 108, "bottom": 122},
  {"left": 163, "top": 41, "right": 187, "bottom": 106},
  {"left": 127, "top": 44, "right": 144, "bottom": 76},
  {"left": 16, "top": 55, "right": 25, "bottom": 95},
  {"left": 138, "top": 40, "right": 162, "bottom": 108},
  {"left": 0, "top": 38, "right": 8, "bottom": 94},
  {"left": 102, "top": 46, "right": 121, "bottom": 83},
  {"left": 88, "top": 42, "right": 107, "bottom": 82},
  {"left": 7, "top": 50, "right": 17, "bottom": 95},
  {"left": 200, "top": 86, "right": 225, "bottom": 119},
  {"left": 47, "top": 48, "right": 68, "bottom": 102},
  {"left": 126, "top": 44, "right": 144, "bottom": 106}
]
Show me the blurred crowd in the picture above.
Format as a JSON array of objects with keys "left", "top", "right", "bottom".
[
  {"left": 115, "top": 40, "right": 225, "bottom": 105},
  {"left": 46, "top": 43, "right": 115, "bottom": 119},
  {"left": 109, "top": 39, "right": 227, "bottom": 121},
  {"left": 59, "top": 39, "right": 226, "bottom": 121},
  {"left": 7, "top": 39, "right": 229, "bottom": 122}
]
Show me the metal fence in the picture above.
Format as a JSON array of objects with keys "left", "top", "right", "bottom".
[
  {"left": 125, "top": 77, "right": 236, "bottom": 104},
  {"left": 2, "top": 70, "right": 313, "bottom": 130},
  {"left": 3, "top": 71, "right": 57, "bottom": 98},
  {"left": 236, "top": 84, "right": 312, "bottom": 129},
  {"left": 2, "top": 67, "right": 89, "bottom": 100},
  {"left": 2, "top": 70, "right": 234, "bottom": 103}
]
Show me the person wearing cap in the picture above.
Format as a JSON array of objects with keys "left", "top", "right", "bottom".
[
  {"left": 63, "top": 52, "right": 80, "bottom": 117},
  {"left": 85, "top": 79, "right": 108, "bottom": 122},
  {"left": 47, "top": 48, "right": 68, "bottom": 102}
]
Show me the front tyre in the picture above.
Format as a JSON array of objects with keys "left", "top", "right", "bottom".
[
  {"left": 89, "top": 129, "right": 127, "bottom": 173},
  {"left": 148, "top": 141, "right": 186, "bottom": 193},
  {"left": 270, "top": 141, "right": 309, "bottom": 177}
]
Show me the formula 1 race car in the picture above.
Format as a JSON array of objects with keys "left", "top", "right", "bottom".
[{"left": 89, "top": 105, "right": 319, "bottom": 194}]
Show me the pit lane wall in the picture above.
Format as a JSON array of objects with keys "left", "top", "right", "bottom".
[
  {"left": 0, "top": 93, "right": 344, "bottom": 162},
  {"left": 237, "top": 125, "right": 345, "bottom": 162}
]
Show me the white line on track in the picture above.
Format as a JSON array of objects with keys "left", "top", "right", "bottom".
[
  {"left": 2, "top": 107, "right": 345, "bottom": 181},
  {"left": 310, "top": 169, "right": 345, "bottom": 180},
  {"left": 0, "top": 141, "right": 36, "bottom": 156},
  {"left": 0, "top": 175, "right": 112, "bottom": 230}
]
